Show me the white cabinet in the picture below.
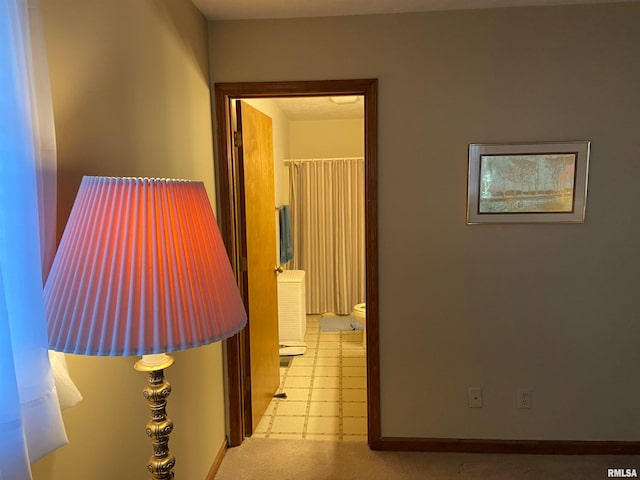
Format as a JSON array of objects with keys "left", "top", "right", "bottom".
[{"left": 277, "top": 270, "right": 306, "bottom": 344}]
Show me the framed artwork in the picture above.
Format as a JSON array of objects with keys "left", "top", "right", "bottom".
[{"left": 467, "top": 141, "right": 590, "bottom": 224}]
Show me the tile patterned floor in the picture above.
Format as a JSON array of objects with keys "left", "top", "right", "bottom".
[{"left": 252, "top": 315, "right": 367, "bottom": 442}]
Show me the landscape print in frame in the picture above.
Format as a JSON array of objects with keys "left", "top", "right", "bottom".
[{"left": 467, "top": 141, "right": 590, "bottom": 224}]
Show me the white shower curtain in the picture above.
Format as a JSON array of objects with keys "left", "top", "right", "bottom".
[{"left": 289, "top": 158, "right": 365, "bottom": 315}]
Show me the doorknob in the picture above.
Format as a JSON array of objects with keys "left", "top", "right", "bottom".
[{"left": 275, "top": 266, "right": 284, "bottom": 274}]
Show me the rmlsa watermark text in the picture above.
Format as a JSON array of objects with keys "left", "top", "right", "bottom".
[{"left": 608, "top": 469, "right": 638, "bottom": 478}]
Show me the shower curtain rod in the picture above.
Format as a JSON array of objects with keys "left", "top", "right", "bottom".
[{"left": 283, "top": 156, "right": 364, "bottom": 164}]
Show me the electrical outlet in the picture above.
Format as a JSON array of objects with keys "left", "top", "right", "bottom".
[
  {"left": 518, "top": 388, "right": 532, "bottom": 409},
  {"left": 468, "top": 387, "right": 483, "bottom": 408}
]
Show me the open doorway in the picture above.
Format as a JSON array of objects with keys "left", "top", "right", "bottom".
[
  {"left": 214, "top": 79, "right": 380, "bottom": 448},
  {"left": 246, "top": 95, "right": 366, "bottom": 441}
]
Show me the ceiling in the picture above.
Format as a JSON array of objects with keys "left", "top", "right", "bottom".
[
  {"left": 193, "top": 0, "right": 633, "bottom": 20},
  {"left": 273, "top": 96, "right": 364, "bottom": 121}
]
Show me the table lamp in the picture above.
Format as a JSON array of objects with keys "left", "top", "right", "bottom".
[{"left": 44, "top": 176, "right": 247, "bottom": 479}]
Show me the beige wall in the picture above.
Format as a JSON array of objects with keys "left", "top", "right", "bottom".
[
  {"left": 289, "top": 119, "right": 364, "bottom": 159},
  {"left": 33, "top": 1, "right": 225, "bottom": 479},
  {"left": 209, "top": 4, "right": 640, "bottom": 441}
]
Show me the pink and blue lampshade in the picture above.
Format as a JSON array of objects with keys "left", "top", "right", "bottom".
[{"left": 44, "top": 176, "right": 247, "bottom": 357}]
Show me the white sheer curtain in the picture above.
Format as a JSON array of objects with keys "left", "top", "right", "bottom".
[
  {"left": 1, "top": 0, "right": 79, "bottom": 478},
  {"left": 289, "top": 158, "right": 366, "bottom": 315}
]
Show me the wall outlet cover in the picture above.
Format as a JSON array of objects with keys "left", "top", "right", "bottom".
[
  {"left": 518, "top": 388, "right": 532, "bottom": 409},
  {"left": 468, "top": 387, "right": 483, "bottom": 408}
]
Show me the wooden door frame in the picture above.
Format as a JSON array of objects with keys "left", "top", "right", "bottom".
[{"left": 214, "top": 79, "right": 380, "bottom": 448}]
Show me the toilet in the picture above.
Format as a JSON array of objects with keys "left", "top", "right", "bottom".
[{"left": 352, "top": 303, "right": 366, "bottom": 348}]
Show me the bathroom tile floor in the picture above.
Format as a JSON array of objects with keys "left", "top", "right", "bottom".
[{"left": 252, "top": 315, "right": 367, "bottom": 442}]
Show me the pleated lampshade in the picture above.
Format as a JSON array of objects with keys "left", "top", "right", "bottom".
[{"left": 44, "top": 176, "right": 247, "bottom": 357}]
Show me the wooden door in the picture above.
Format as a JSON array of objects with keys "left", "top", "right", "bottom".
[{"left": 236, "top": 101, "right": 280, "bottom": 433}]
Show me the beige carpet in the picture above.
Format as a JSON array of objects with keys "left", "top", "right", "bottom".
[{"left": 214, "top": 438, "right": 639, "bottom": 480}]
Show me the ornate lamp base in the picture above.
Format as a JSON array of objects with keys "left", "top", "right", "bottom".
[{"left": 135, "top": 354, "right": 176, "bottom": 480}]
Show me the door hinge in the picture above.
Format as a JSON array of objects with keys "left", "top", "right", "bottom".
[
  {"left": 233, "top": 131, "right": 242, "bottom": 147},
  {"left": 240, "top": 255, "right": 248, "bottom": 272}
]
